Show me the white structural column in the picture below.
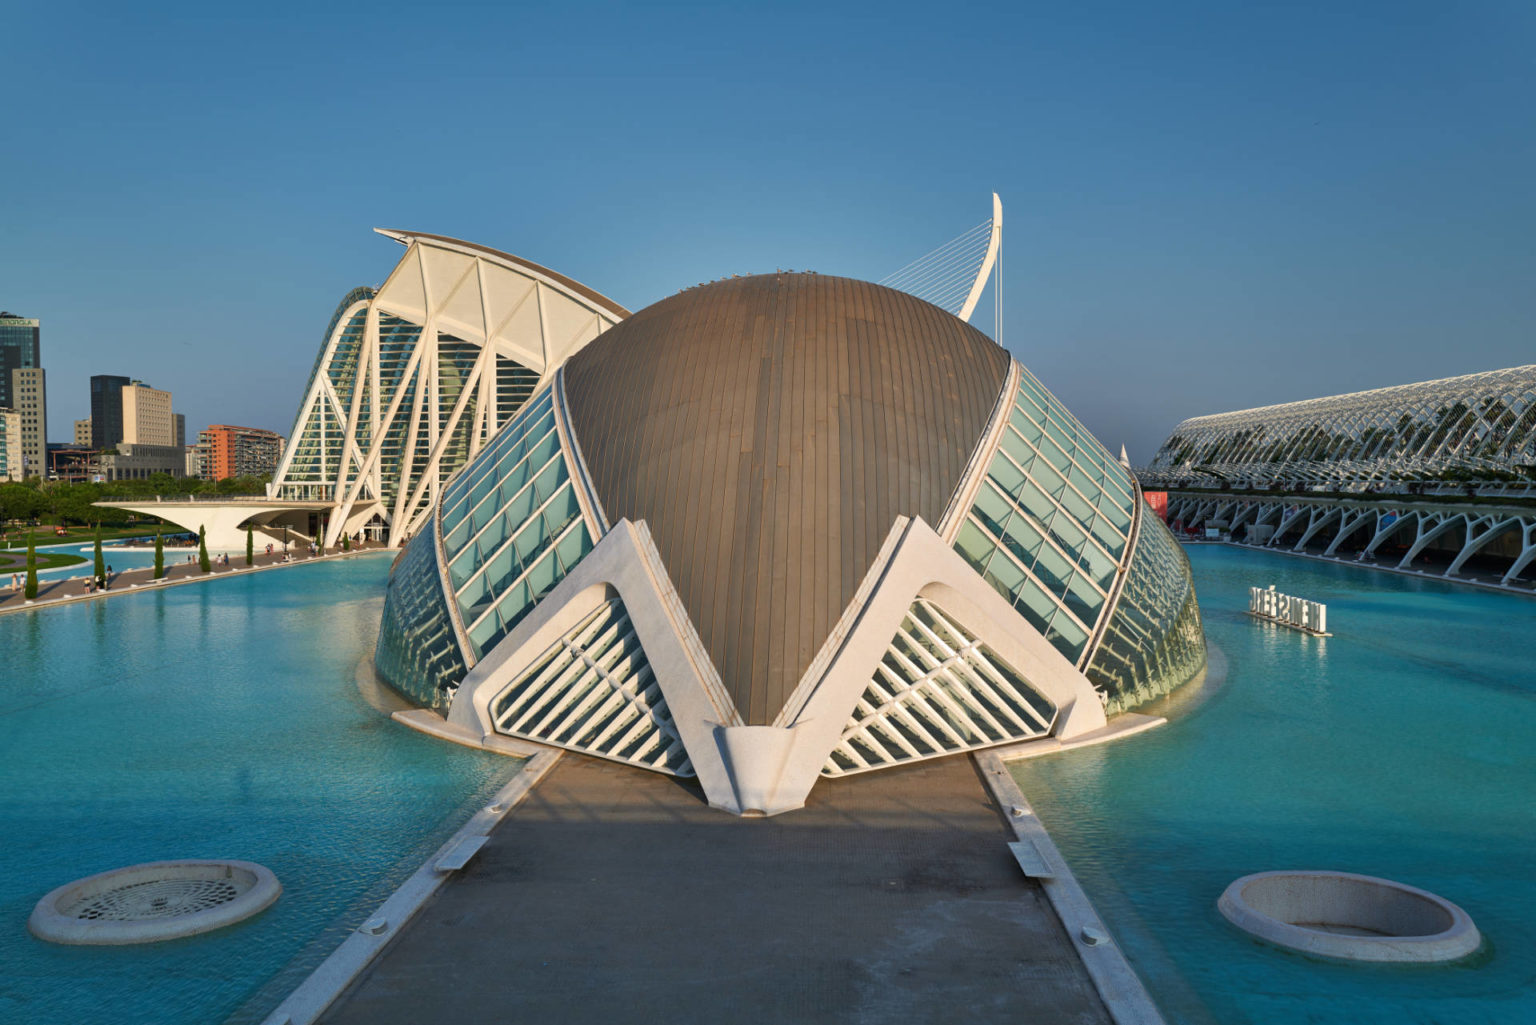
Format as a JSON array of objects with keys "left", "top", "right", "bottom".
[
  {"left": 266, "top": 231, "right": 627, "bottom": 549},
  {"left": 1164, "top": 489, "right": 1536, "bottom": 587}
]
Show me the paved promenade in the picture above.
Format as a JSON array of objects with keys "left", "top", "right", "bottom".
[
  {"left": 0, "top": 540, "right": 390, "bottom": 615},
  {"left": 320, "top": 753, "right": 1111, "bottom": 1025}
]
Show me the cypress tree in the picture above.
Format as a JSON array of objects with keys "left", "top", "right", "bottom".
[
  {"left": 153, "top": 528, "right": 164, "bottom": 580},
  {"left": 198, "top": 526, "right": 210, "bottom": 573},
  {"left": 246, "top": 526, "right": 254, "bottom": 566},
  {"left": 93, "top": 524, "right": 105, "bottom": 583},
  {"left": 24, "top": 532, "right": 38, "bottom": 599},
  {"left": 342, "top": 531, "right": 350, "bottom": 552}
]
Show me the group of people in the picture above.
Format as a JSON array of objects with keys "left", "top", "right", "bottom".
[{"left": 82, "top": 566, "right": 115, "bottom": 593}]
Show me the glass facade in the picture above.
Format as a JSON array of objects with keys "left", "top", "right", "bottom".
[
  {"left": 954, "top": 368, "right": 1137, "bottom": 663},
  {"left": 489, "top": 598, "right": 693, "bottom": 775},
  {"left": 0, "top": 314, "right": 40, "bottom": 411},
  {"left": 823, "top": 599, "right": 1058, "bottom": 776},
  {"left": 1084, "top": 514, "right": 1207, "bottom": 714},
  {"left": 375, "top": 531, "right": 470, "bottom": 712},
  {"left": 439, "top": 388, "right": 594, "bottom": 660},
  {"left": 274, "top": 289, "right": 543, "bottom": 509}
]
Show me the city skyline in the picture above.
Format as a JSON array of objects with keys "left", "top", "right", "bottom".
[{"left": 4, "top": 2, "right": 1534, "bottom": 461}]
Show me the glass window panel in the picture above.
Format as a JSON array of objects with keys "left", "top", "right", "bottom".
[
  {"left": 1090, "top": 514, "right": 1127, "bottom": 557},
  {"left": 459, "top": 571, "right": 494, "bottom": 624},
  {"left": 1067, "top": 463, "right": 1100, "bottom": 502},
  {"left": 955, "top": 521, "right": 997, "bottom": 570},
  {"left": 1079, "top": 539, "right": 1119, "bottom": 590},
  {"left": 1047, "top": 514, "right": 1087, "bottom": 562},
  {"left": 1009, "top": 404, "right": 1044, "bottom": 444},
  {"left": 1058, "top": 486, "right": 1096, "bottom": 529},
  {"left": 1043, "top": 418, "right": 1073, "bottom": 455},
  {"left": 1101, "top": 498, "right": 1132, "bottom": 532},
  {"left": 973, "top": 482, "right": 1014, "bottom": 538},
  {"left": 1062, "top": 572, "right": 1104, "bottom": 624},
  {"left": 513, "top": 512, "right": 550, "bottom": 567},
  {"left": 1013, "top": 582, "right": 1056, "bottom": 634},
  {"left": 982, "top": 549, "right": 1028, "bottom": 603},
  {"left": 524, "top": 551, "right": 559, "bottom": 602},
  {"left": 1032, "top": 545, "right": 1073, "bottom": 599},
  {"left": 1015, "top": 479, "right": 1057, "bottom": 527},
  {"left": 1045, "top": 614, "right": 1087, "bottom": 662},
  {"left": 556, "top": 524, "right": 592, "bottom": 571},
  {"left": 986, "top": 451, "right": 1026, "bottom": 499},
  {"left": 1001, "top": 516, "right": 1044, "bottom": 569},
  {"left": 1038, "top": 436, "right": 1073, "bottom": 474},
  {"left": 999, "top": 427, "right": 1038, "bottom": 474}
]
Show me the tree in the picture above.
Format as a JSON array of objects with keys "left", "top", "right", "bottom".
[
  {"left": 246, "top": 526, "right": 254, "bottom": 566},
  {"left": 341, "top": 531, "right": 350, "bottom": 552},
  {"left": 93, "top": 525, "right": 105, "bottom": 583},
  {"left": 198, "top": 525, "right": 210, "bottom": 573},
  {"left": 153, "top": 528, "right": 164, "bottom": 580},
  {"left": 24, "top": 532, "right": 37, "bottom": 599}
]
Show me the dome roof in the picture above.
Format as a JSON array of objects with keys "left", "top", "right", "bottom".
[{"left": 563, "top": 273, "right": 1010, "bottom": 724}]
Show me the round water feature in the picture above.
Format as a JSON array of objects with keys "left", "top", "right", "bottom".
[
  {"left": 1218, "top": 870, "right": 1480, "bottom": 963},
  {"left": 29, "top": 860, "right": 281, "bottom": 946}
]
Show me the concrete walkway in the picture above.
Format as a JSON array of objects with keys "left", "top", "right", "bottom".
[
  {"left": 320, "top": 754, "right": 1111, "bottom": 1025},
  {"left": 0, "top": 540, "right": 392, "bottom": 616}
]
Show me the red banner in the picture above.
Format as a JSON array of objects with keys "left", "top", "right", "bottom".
[{"left": 1143, "top": 490, "right": 1168, "bottom": 519}]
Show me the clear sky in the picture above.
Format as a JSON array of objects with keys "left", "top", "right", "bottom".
[{"left": 4, "top": 1, "right": 1532, "bottom": 461}]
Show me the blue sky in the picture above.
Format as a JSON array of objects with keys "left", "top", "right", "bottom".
[{"left": 4, "top": 0, "right": 1532, "bottom": 461}]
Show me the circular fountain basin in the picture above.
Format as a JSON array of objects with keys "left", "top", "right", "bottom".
[
  {"left": 29, "top": 860, "right": 281, "bottom": 945},
  {"left": 1218, "top": 870, "right": 1479, "bottom": 963}
]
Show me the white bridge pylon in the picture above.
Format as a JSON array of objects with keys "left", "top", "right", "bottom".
[{"left": 880, "top": 193, "right": 1003, "bottom": 334}]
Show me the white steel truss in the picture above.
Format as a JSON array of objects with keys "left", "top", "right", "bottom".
[
  {"left": 269, "top": 231, "right": 627, "bottom": 547},
  {"left": 1170, "top": 492, "right": 1536, "bottom": 586},
  {"left": 487, "top": 597, "right": 694, "bottom": 776},
  {"left": 822, "top": 598, "right": 1059, "bottom": 777},
  {"left": 881, "top": 193, "right": 1002, "bottom": 328},
  {"left": 1146, "top": 365, "right": 1536, "bottom": 487}
]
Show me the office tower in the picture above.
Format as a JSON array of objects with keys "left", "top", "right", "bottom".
[
  {"left": 11, "top": 366, "right": 47, "bottom": 477},
  {"left": 174, "top": 413, "right": 185, "bottom": 448},
  {"left": 74, "top": 418, "right": 92, "bottom": 445},
  {"left": 90, "top": 375, "right": 131, "bottom": 449},
  {"left": 120, "top": 381, "right": 174, "bottom": 446},
  {"left": 0, "top": 408, "right": 21, "bottom": 481},
  {"left": 0, "top": 312, "right": 41, "bottom": 411},
  {"left": 198, "top": 425, "right": 284, "bottom": 481}
]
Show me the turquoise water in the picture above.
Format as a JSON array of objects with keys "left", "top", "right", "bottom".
[
  {"left": 0, "top": 555, "right": 517, "bottom": 1025},
  {"left": 1012, "top": 545, "right": 1536, "bottom": 1024}
]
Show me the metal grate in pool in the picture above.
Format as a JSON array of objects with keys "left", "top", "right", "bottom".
[{"left": 29, "top": 860, "right": 281, "bottom": 945}]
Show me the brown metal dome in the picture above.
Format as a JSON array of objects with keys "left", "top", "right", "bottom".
[{"left": 563, "top": 273, "right": 1010, "bottom": 725}]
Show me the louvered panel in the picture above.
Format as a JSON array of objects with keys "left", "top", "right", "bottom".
[
  {"left": 488, "top": 599, "right": 694, "bottom": 776},
  {"left": 822, "top": 599, "right": 1059, "bottom": 777}
]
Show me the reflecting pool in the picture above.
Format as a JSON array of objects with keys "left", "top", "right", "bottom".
[
  {"left": 1012, "top": 544, "right": 1536, "bottom": 1024},
  {"left": 0, "top": 555, "right": 518, "bottom": 1025}
]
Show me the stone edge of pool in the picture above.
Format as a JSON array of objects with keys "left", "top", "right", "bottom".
[
  {"left": 253, "top": 747, "right": 563, "bottom": 1025},
  {"left": 0, "top": 547, "right": 395, "bottom": 618}
]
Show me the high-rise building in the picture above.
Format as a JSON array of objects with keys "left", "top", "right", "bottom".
[
  {"left": 197, "top": 424, "right": 284, "bottom": 481},
  {"left": 174, "top": 413, "right": 185, "bottom": 449},
  {"left": 120, "top": 381, "right": 174, "bottom": 446},
  {"left": 11, "top": 366, "right": 47, "bottom": 477},
  {"left": 90, "top": 375, "right": 131, "bottom": 449},
  {"left": 0, "top": 408, "right": 22, "bottom": 481},
  {"left": 0, "top": 312, "right": 41, "bottom": 411},
  {"left": 74, "top": 418, "right": 92, "bottom": 445}
]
